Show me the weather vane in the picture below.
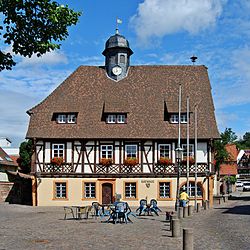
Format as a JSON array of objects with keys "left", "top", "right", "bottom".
[
  {"left": 190, "top": 55, "right": 198, "bottom": 65},
  {"left": 116, "top": 17, "right": 122, "bottom": 34}
]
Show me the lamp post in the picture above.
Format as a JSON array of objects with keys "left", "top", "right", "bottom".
[{"left": 175, "top": 146, "right": 183, "bottom": 211}]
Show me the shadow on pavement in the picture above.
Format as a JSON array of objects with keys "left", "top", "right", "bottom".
[
  {"left": 229, "top": 196, "right": 250, "bottom": 201},
  {"left": 221, "top": 205, "right": 250, "bottom": 215}
]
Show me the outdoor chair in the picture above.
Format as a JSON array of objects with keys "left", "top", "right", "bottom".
[
  {"left": 113, "top": 202, "right": 130, "bottom": 224},
  {"left": 92, "top": 202, "right": 101, "bottom": 217},
  {"left": 63, "top": 206, "right": 75, "bottom": 220},
  {"left": 77, "top": 206, "right": 92, "bottom": 219},
  {"left": 150, "top": 199, "right": 161, "bottom": 216},
  {"left": 136, "top": 199, "right": 147, "bottom": 215}
]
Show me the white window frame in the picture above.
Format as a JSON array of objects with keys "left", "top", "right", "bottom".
[
  {"left": 158, "top": 144, "right": 171, "bottom": 159},
  {"left": 84, "top": 182, "right": 96, "bottom": 198},
  {"left": 125, "top": 182, "right": 136, "bottom": 199},
  {"left": 117, "top": 114, "right": 126, "bottom": 123},
  {"left": 182, "top": 144, "right": 194, "bottom": 158},
  {"left": 101, "top": 145, "right": 113, "bottom": 159},
  {"left": 159, "top": 182, "right": 171, "bottom": 198},
  {"left": 125, "top": 145, "right": 137, "bottom": 159},
  {"left": 182, "top": 183, "right": 202, "bottom": 198},
  {"left": 57, "top": 114, "right": 67, "bottom": 123},
  {"left": 55, "top": 182, "right": 67, "bottom": 198},
  {"left": 106, "top": 115, "right": 116, "bottom": 124},
  {"left": 170, "top": 114, "right": 179, "bottom": 123},
  {"left": 180, "top": 114, "right": 187, "bottom": 123},
  {"left": 52, "top": 144, "right": 64, "bottom": 158},
  {"left": 67, "top": 114, "right": 76, "bottom": 123}
]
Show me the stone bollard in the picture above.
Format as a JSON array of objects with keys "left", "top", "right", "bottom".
[
  {"left": 183, "top": 228, "right": 194, "bottom": 250},
  {"left": 196, "top": 203, "right": 201, "bottom": 212},
  {"left": 204, "top": 201, "right": 207, "bottom": 210},
  {"left": 178, "top": 207, "right": 184, "bottom": 219},
  {"left": 183, "top": 206, "right": 189, "bottom": 218},
  {"left": 170, "top": 214, "right": 178, "bottom": 231},
  {"left": 188, "top": 205, "right": 193, "bottom": 216},
  {"left": 206, "top": 200, "right": 210, "bottom": 209},
  {"left": 172, "top": 218, "right": 181, "bottom": 237}
]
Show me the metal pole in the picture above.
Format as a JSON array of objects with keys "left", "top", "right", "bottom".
[
  {"left": 194, "top": 105, "right": 198, "bottom": 209},
  {"left": 175, "top": 84, "right": 182, "bottom": 211},
  {"left": 187, "top": 96, "right": 190, "bottom": 195}
]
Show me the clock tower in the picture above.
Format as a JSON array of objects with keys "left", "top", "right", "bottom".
[{"left": 102, "top": 29, "right": 133, "bottom": 81}]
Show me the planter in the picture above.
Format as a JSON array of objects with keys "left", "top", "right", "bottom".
[
  {"left": 157, "top": 157, "right": 172, "bottom": 166},
  {"left": 99, "top": 158, "right": 113, "bottom": 166},
  {"left": 51, "top": 157, "right": 64, "bottom": 166},
  {"left": 124, "top": 158, "right": 138, "bottom": 166}
]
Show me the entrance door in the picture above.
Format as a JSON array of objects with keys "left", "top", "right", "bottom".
[{"left": 102, "top": 183, "right": 113, "bottom": 204}]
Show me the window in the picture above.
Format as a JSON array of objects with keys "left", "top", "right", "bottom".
[
  {"left": 125, "top": 145, "right": 137, "bottom": 158},
  {"left": 182, "top": 144, "right": 194, "bottom": 158},
  {"left": 67, "top": 114, "right": 77, "bottom": 123},
  {"left": 181, "top": 114, "right": 187, "bottom": 123},
  {"left": 182, "top": 182, "right": 202, "bottom": 198},
  {"left": 159, "top": 182, "right": 171, "bottom": 198},
  {"left": 106, "top": 115, "right": 116, "bottom": 123},
  {"left": 106, "top": 114, "right": 126, "bottom": 124},
  {"left": 52, "top": 144, "right": 64, "bottom": 158},
  {"left": 55, "top": 182, "right": 67, "bottom": 199},
  {"left": 120, "top": 54, "right": 125, "bottom": 63},
  {"left": 158, "top": 144, "right": 171, "bottom": 158},
  {"left": 170, "top": 114, "right": 188, "bottom": 124},
  {"left": 101, "top": 145, "right": 113, "bottom": 159},
  {"left": 125, "top": 182, "right": 137, "bottom": 199},
  {"left": 170, "top": 114, "right": 178, "bottom": 123},
  {"left": 56, "top": 113, "right": 77, "bottom": 124},
  {"left": 84, "top": 182, "right": 96, "bottom": 198},
  {"left": 57, "top": 114, "right": 67, "bottom": 123},
  {"left": 117, "top": 114, "right": 125, "bottom": 123}
]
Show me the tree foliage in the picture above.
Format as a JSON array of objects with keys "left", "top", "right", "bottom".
[
  {"left": 237, "top": 132, "right": 250, "bottom": 149},
  {"left": 213, "top": 128, "right": 237, "bottom": 174},
  {"left": 0, "top": 0, "right": 81, "bottom": 71},
  {"left": 17, "top": 139, "right": 33, "bottom": 173}
]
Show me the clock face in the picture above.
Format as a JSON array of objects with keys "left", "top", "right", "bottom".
[{"left": 112, "top": 66, "right": 122, "bottom": 76}]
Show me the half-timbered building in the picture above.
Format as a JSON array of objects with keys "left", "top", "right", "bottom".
[{"left": 26, "top": 30, "right": 220, "bottom": 206}]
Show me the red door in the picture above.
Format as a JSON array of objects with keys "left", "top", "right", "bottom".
[{"left": 102, "top": 183, "right": 113, "bottom": 204}]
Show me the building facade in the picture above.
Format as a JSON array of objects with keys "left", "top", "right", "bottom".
[{"left": 26, "top": 31, "right": 219, "bottom": 206}]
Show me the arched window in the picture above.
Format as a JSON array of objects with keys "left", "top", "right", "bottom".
[
  {"left": 181, "top": 182, "right": 203, "bottom": 198},
  {"left": 120, "top": 54, "right": 126, "bottom": 63}
]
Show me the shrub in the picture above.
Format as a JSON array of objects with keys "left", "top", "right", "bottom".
[
  {"left": 51, "top": 157, "right": 64, "bottom": 166},
  {"left": 157, "top": 157, "right": 172, "bottom": 166},
  {"left": 124, "top": 158, "right": 138, "bottom": 166},
  {"left": 100, "top": 158, "right": 113, "bottom": 166}
]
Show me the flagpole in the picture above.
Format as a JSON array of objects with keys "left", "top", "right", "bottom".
[
  {"left": 187, "top": 96, "right": 190, "bottom": 196},
  {"left": 175, "top": 84, "right": 182, "bottom": 211},
  {"left": 194, "top": 104, "right": 198, "bottom": 210}
]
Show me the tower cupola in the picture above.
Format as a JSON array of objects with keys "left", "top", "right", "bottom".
[{"left": 103, "top": 31, "right": 133, "bottom": 81}]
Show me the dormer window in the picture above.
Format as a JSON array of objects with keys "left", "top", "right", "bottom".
[
  {"left": 106, "top": 114, "right": 126, "bottom": 124},
  {"left": 55, "top": 113, "right": 77, "bottom": 124},
  {"left": 170, "top": 114, "right": 187, "bottom": 124}
]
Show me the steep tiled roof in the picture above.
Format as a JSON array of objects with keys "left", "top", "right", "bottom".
[
  {"left": 0, "top": 147, "right": 18, "bottom": 167},
  {"left": 220, "top": 164, "right": 238, "bottom": 175},
  {"left": 225, "top": 144, "right": 238, "bottom": 161},
  {"left": 26, "top": 65, "right": 219, "bottom": 140}
]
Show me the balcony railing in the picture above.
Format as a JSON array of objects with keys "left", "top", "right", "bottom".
[
  {"left": 43, "top": 163, "right": 74, "bottom": 173},
  {"left": 41, "top": 162, "right": 210, "bottom": 174}
]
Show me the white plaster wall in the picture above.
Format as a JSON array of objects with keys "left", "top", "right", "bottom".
[
  {"left": 45, "top": 142, "right": 50, "bottom": 162},
  {"left": 197, "top": 142, "right": 207, "bottom": 163},
  {"left": 66, "top": 142, "right": 72, "bottom": 163}
]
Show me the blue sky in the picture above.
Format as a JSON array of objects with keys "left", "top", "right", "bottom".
[{"left": 0, "top": 0, "right": 250, "bottom": 146}]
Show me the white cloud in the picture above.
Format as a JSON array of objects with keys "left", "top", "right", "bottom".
[
  {"left": 130, "top": 0, "right": 226, "bottom": 44},
  {"left": 19, "top": 50, "right": 68, "bottom": 67}
]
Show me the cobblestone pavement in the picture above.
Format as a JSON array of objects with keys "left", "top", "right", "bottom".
[{"left": 0, "top": 193, "right": 249, "bottom": 250}]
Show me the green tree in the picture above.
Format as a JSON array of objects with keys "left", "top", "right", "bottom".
[
  {"left": 213, "top": 128, "right": 237, "bottom": 176},
  {"left": 17, "top": 139, "right": 33, "bottom": 173},
  {"left": 0, "top": 0, "right": 81, "bottom": 71},
  {"left": 220, "top": 128, "right": 237, "bottom": 144},
  {"left": 237, "top": 132, "right": 250, "bottom": 149}
]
